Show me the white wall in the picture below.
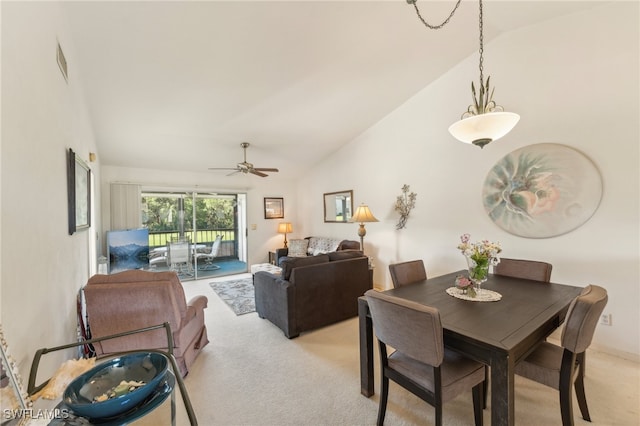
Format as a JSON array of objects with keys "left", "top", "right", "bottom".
[
  {"left": 299, "top": 3, "right": 639, "bottom": 358},
  {"left": 1, "top": 1, "right": 101, "bottom": 376},
  {"left": 100, "top": 166, "right": 298, "bottom": 266}
]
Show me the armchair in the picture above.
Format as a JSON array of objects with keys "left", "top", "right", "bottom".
[{"left": 83, "top": 270, "right": 209, "bottom": 376}]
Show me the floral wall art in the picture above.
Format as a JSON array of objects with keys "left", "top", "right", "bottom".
[
  {"left": 482, "top": 143, "right": 602, "bottom": 238},
  {"left": 394, "top": 184, "right": 416, "bottom": 230}
]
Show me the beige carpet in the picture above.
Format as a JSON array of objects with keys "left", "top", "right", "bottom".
[{"left": 140, "top": 274, "right": 640, "bottom": 425}]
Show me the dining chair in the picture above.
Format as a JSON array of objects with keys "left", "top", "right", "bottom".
[
  {"left": 194, "top": 235, "right": 222, "bottom": 270},
  {"left": 514, "top": 285, "right": 608, "bottom": 426},
  {"left": 388, "top": 260, "right": 427, "bottom": 288},
  {"left": 168, "top": 239, "right": 194, "bottom": 276},
  {"left": 364, "top": 289, "right": 485, "bottom": 426},
  {"left": 484, "top": 257, "right": 554, "bottom": 406},
  {"left": 493, "top": 257, "right": 553, "bottom": 282}
]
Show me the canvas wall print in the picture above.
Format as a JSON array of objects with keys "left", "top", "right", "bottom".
[
  {"left": 107, "top": 228, "right": 150, "bottom": 273},
  {"left": 482, "top": 143, "right": 602, "bottom": 238}
]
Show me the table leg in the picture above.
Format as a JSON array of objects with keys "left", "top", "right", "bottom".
[
  {"left": 358, "top": 297, "right": 374, "bottom": 397},
  {"left": 491, "top": 354, "right": 515, "bottom": 426}
]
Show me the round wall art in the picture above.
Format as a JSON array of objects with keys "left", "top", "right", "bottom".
[{"left": 482, "top": 143, "right": 602, "bottom": 238}]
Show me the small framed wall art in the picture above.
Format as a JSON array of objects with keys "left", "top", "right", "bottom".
[
  {"left": 67, "top": 148, "right": 91, "bottom": 235},
  {"left": 264, "top": 197, "right": 284, "bottom": 219}
]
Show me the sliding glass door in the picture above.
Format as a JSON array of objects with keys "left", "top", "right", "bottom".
[{"left": 141, "top": 191, "right": 247, "bottom": 280}]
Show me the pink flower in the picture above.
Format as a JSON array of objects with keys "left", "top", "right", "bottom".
[{"left": 455, "top": 275, "right": 473, "bottom": 288}]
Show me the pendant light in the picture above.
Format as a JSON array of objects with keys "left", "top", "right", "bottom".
[{"left": 407, "top": 0, "right": 519, "bottom": 148}]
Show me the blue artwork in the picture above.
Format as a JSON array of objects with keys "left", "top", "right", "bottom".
[
  {"left": 482, "top": 143, "right": 602, "bottom": 238},
  {"left": 107, "top": 228, "right": 149, "bottom": 273}
]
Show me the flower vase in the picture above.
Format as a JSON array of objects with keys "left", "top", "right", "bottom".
[{"left": 465, "top": 255, "right": 490, "bottom": 295}]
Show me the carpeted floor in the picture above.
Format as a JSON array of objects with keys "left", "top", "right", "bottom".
[{"left": 209, "top": 277, "right": 255, "bottom": 315}]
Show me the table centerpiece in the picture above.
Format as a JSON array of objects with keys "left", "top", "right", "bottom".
[{"left": 457, "top": 233, "right": 502, "bottom": 294}]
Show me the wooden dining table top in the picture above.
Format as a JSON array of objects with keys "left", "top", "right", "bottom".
[{"left": 382, "top": 270, "right": 583, "bottom": 356}]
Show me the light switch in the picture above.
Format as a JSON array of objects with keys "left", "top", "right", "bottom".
[{"left": 251, "top": 224, "right": 257, "bottom": 230}]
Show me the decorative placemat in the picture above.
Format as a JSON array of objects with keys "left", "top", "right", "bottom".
[{"left": 446, "top": 287, "right": 502, "bottom": 302}]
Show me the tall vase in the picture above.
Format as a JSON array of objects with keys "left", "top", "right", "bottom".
[{"left": 465, "top": 255, "right": 490, "bottom": 295}]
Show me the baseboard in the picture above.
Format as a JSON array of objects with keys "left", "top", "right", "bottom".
[{"left": 546, "top": 335, "right": 640, "bottom": 363}]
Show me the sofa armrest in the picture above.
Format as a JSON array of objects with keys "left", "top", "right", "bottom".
[
  {"left": 253, "top": 271, "right": 298, "bottom": 338},
  {"left": 275, "top": 248, "right": 289, "bottom": 265}
]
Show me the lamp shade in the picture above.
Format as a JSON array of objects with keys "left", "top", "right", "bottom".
[
  {"left": 448, "top": 111, "right": 520, "bottom": 148},
  {"left": 277, "top": 222, "right": 293, "bottom": 233},
  {"left": 351, "top": 205, "right": 379, "bottom": 223}
]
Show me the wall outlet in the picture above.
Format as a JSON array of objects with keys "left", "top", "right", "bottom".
[{"left": 600, "top": 313, "right": 612, "bottom": 326}]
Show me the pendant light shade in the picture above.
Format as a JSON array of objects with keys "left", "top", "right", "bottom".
[{"left": 448, "top": 111, "right": 520, "bottom": 148}]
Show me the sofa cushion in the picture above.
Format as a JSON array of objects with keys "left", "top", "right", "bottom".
[
  {"left": 281, "top": 254, "right": 330, "bottom": 280},
  {"left": 307, "top": 237, "right": 342, "bottom": 256},
  {"left": 328, "top": 250, "right": 365, "bottom": 261},
  {"left": 287, "top": 239, "right": 309, "bottom": 257}
]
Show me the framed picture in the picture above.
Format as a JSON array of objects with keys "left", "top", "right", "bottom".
[
  {"left": 264, "top": 197, "right": 284, "bottom": 219},
  {"left": 67, "top": 148, "right": 91, "bottom": 235}
]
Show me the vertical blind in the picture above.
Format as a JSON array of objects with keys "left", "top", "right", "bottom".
[{"left": 110, "top": 183, "right": 141, "bottom": 230}]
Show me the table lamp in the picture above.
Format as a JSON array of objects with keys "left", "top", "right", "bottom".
[
  {"left": 277, "top": 222, "right": 293, "bottom": 248},
  {"left": 350, "top": 204, "right": 378, "bottom": 254}
]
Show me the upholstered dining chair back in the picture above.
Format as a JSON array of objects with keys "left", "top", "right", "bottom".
[
  {"left": 366, "top": 289, "right": 443, "bottom": 366},
  {"left": 494, "top": 258, "right": 553, "bottom": 282},
  {"left": 514, "top": 284, "right": 608, "bottom": 426},
  {"left": 364, "top": 289, "right": 485, "bottom": 426},
  {"left": 561, "top": 285, "right": 608, "bottom": 354},
  {"left": 388, "top": 260, "right": 427, "bottom": 288}
]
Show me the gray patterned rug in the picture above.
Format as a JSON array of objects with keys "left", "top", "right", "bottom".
[{"left": 209, "top": 278, "right": 255, "bottom": 315}]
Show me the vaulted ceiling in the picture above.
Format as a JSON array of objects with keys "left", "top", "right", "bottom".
[{"left": 61, "top": 1, "right": 604, "bottom": 179}]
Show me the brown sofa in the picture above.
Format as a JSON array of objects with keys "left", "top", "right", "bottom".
[
  {"left": 274, "top": 237, "right": 360, "bottom": 265},
  {"left": 84, "top": 270, "right": 209, "bottom": 376},
  {"left": 254, "top": 250, "right": 371, "bottom": 338}
]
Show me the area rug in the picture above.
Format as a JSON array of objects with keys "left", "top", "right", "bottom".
[{"left": 209, "top": 278, "right": 255, "bottom": 315}]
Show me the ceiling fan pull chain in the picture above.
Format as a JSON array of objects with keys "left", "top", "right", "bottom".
[{"left": 406, "top": 0, "right": 463, "bottom": 30}]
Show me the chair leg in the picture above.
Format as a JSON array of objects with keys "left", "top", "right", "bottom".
[
  {"left": 574, "top": 353, "right": 591, "bottom": 421},
  {"left": 559, "top": 350, "right": 577, "bottom": 426},
  {"left": 377, "top": 375, "right": 389, "bottom": 426},
  {"left": 483, "top": 366, "right": 489, "bottom": 409},
  {"left": 472, "top": 382, "right": 484, "bottom": 426}
]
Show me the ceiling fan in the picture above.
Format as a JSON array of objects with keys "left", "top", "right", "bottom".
[{"left": 209, "top": 142, "right": 279, "bottom": 177}]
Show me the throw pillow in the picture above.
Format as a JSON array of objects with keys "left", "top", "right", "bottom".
[
  {"left": 307, "top": 237, "right": 342, "bottom": 255},
  {"left": 287, "top": 239, "right": 308, "bottom": 258}
]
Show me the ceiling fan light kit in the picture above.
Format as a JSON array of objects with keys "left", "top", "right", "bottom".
[
  {"left": 407, "top": 0, "right": 519, "bottom": 148},
  {"left": 209, "top": 142, "right": 279, "bottom": 177}
]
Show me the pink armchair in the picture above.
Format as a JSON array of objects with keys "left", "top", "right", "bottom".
[{"left": 83, "top": 270, "right": 209, "bottom": 376}]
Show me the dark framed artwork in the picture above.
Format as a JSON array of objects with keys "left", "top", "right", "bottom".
[
  {"left": 264, "top": 197, "right": 284, "bottom": 219},
  {"left": 67, "top": 148, "right": 91, "bottom": 235}
]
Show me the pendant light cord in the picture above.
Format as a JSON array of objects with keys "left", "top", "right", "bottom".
[
  {"left": 406, "top": 0, "right": 463, "bottom": 30},
  {"left": 478, "top": 0, "right": 484, "bottom": 86}
]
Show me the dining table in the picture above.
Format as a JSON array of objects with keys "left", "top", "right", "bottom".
[{"left": 358, "top": 270, "right": 583, "bottom": 426}]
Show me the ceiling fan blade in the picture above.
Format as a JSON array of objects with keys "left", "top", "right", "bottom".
[
  {"left": 249, "top": 169, "right": 268, "bottom": 177},
  {"left": 208, "top": 167, "right": 240, "bottom": 171},
  {"left": 253, "top": 168, "right": 279, "bottom": 172},
  {"left": 226, "top": 169, "right": 242, "bottom": 176}
]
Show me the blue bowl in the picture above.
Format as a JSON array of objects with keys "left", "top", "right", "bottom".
[{"left": 63, "top": 352, "right": 168, "bottom": 419}]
